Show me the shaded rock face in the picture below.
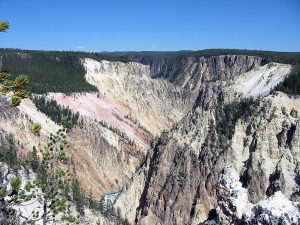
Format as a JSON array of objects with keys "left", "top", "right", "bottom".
[
  {"left": 128, "top": 106, "right": 240, "bottom": 224},
  {"left": 133, "top": 55, "right": 264, "bottom": 93},
  {"left": 68, "top": 117, "right": 146, "bottom": 198},
  {"left": 0, "top": 56, "right": 2, "bottom": 70}
]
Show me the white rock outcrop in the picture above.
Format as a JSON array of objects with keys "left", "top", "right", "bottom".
[
  {"left": 217, "top": 166, "right": 300, "bottom": 224},
  {"left": 231, "top": 63, "right": 292, "bottom": 97}
]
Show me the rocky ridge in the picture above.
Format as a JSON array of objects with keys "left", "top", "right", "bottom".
[{"left": 114, "top": 58, "right": 298, "bottom": 225}]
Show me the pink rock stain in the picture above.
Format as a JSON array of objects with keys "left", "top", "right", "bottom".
[{"left": 49, "top": 93, "right": 143, "bottom": 143}]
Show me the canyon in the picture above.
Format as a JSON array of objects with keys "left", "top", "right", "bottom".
[{"left": 0, "top": 52, "right": 299, "bottom": 224}]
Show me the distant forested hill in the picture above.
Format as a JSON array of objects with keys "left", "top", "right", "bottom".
[
  {"left": 0, "top": 48, "right": 128, "bottom": 94},
  {"left": 109, "top": 49, "right": 300, "bottom": 64}
]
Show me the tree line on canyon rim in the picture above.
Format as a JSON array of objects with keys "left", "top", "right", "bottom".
[
  {"left": 0, "top": 48, "right": 129, "bottom": 94},
  {"left": 0, "top": 48, "right": 300, "bottom": 95}
]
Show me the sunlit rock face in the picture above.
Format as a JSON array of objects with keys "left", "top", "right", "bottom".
[{"left": 82, "top": 58, "right": 193, "bottom": 136}]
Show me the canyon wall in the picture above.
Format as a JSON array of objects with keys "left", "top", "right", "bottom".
[{"left": 114, "top": 58, "right": 298, "bottom": 225}]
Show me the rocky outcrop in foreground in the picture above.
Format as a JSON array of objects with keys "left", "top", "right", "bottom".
[{"left": 201, "top": 166, "right": 300, "bottom": 225}]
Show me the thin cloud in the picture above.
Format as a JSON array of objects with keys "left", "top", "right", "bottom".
[
  {"left": 76, "top": 45, "right": 85, "bottom": 50},
  {"left": 151, "top": 45, "right": 157, "bottom": 48}
]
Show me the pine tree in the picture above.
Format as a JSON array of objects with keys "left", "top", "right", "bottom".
[
  {"left": 0, "top": 20, "right": 9, "bottom": 32},
  {"left": 71, "top": 178, "right": 85, "bottom": 215},
  {"left": 29, "top": 146, "right": 39, "bottom": 172},
  {"left": 0, "top": 71, "right": 29, "bottom": 108},
  {"left": 31, "top": 123, "right": 42, "bottom": 135}
]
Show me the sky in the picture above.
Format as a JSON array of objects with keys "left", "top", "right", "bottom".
[{"left": 0, "top": 0, "right": 299, "bottom": 52}]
